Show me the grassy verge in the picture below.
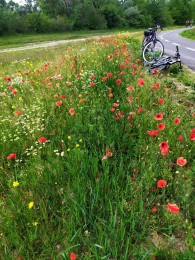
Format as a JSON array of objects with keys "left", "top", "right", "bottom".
[
  {"left": 180, "top": 28, "right": 195, "bottom": 40},
  {"left": 0, "top": 29, "right": 136, "bottom": 50},
  {"left": 0, "top": 33, "right": 194, "bottom": 259},
  {"left": 0, "top": 27, "right": 182, "bottom": 50}
]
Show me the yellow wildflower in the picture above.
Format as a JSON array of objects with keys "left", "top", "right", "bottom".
[
  {"left": 13, "top": 181, "right": 19, "bottom": 187},
  {"left": 32, "top": 221, "right": 38, "bottom": 226},
  {"left": 28, "top": 202, "right": 34, "bottom": 209}
]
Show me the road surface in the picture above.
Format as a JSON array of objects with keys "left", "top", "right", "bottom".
[{"left": 158, "top": 28, "right": 195, "bottom": 71}]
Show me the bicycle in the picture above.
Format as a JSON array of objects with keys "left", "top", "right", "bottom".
[
  {"left": 146, "top": 45, "right": 182, "bottom": 74},
  {"left": 141, "top": 27, "right": 164, "bottom": 63}
]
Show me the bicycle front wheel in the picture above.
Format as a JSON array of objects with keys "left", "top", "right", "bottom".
[{"left": 142, "top": 40, "right": 164, "bottom": 62}]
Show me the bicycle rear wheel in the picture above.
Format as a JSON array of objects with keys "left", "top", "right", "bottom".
[{"left": 142, "top": 40, "right": 164, "bottom": 62}]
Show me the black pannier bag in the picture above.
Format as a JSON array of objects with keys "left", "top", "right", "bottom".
[{"left": 144, "top": 31, "right": 151, "bottom": 37}]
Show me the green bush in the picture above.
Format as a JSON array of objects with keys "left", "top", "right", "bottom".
[{"left": 25, "top": 12, "right": 51, "bottom": 33}]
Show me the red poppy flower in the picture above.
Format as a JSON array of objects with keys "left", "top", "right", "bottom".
[
  {"left": 90, "top": 82, "right": 95, "bottom": 87},
  {"left": 161, "top": 148, "right": 169, "bottom": 156},
  {"left": 106, "top": 72, "right": 112, "bottom": 77},
  {"left": 108, "top": 93, "right": 113, "bottom": 98},
  {"left": 137, "top": 107, "right": 142, "bottom": 113},
  {"left": 190, "top": 128, "right": 195, "bottom": 140},
  {"left": 4, "top": 77, "right": 12, "bottom": 82},
  {"left": 178, "top": 135, "right": 184, "bottom": 141},
  {"left": 159, "top": 141, "right": 169, "bottom": 150},
  {"left": 70, "top": 252, "right": 77, "bottom": 260},
  {"left": 7, "top": 153, "right": 16, "bottom": 160},
  {"left": 90, "top": 75, "right": 95, "bottom": 79},
  {"left": 11, "top": 89, "right": 17, "bottom": 95},
  {"left": 129, "top": 111, "right": 136, "bottom": 115},
  {"left": 113, "top": 103, "right": 119, "bottom": 108},
  {"left": 127, "top": 86, "right": 134, "bottom": 91},
  {"left": 106, "top": 147, "right": 113, "bottom": 157},
  {"left": 176, "top": 157, "right": 187, "bottom": 166},
  {"left": 69, "top": 108, "right": 76, "bottom": 116},
  {"left": 154, "top": 113, "right": 163, "bottom": 120},
  {"left": 56, "top": 100, "right": 62, "bottom": 106},
  {"left": 137, "top": 78, "right": 144, "bottom": 86},
  {"left": 157, "top": 123, "right": 165, "bottom": 130},
  {"left": 119, "top": 71, "right": 125, "bottom": 77},
  {"left": 158, "top": 98, "right": 164, "bottom": 104},
  {"left": 151, "top": 85, "right": 157, "bottom": 90},
  {"left": 38, "top": 136, "right": 48, "bottom": 143},
  {"left": 127, "top": 97, "right": 133, "bottom": 102},
  {"left": 152, "top": 206, "right": 158, "bottom": 212},
  {"left": 14, "top": 110, "right": 23, "bottom": 116},
  {"left": 116, "top": 79, "right": 122, "bottom": 85},
  {"left": 166, "top": 203, "right": 180, "bottom": 214},
  {"left": 120, "top": 63, "right": 125, "bottom": 69},
  {"left": 157, "top": 180, "right": 167, "bottom": 188},
  {"left": 117, "top": 111, "right": 124, "bottom": 118},
  {"left": 148, "top": 130, "right": 158, "bottom": 136},
  {"left": 174, "top": 118, "right": 180, "bottom": 124},
  {"left": 102, "top": 77, "right": 107, "bottom": 82},
  {"left": 153, "top": 69, "right": 159, "bottom": 74}
]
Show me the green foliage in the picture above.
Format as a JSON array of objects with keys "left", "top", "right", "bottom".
[
  {"left": 1, "top": 0, "right": 194, "bottom": 34},
  {"left": 168, "top": 0, "right": 192, "bottom": 25},
  {"left": 99, "top": 3, "right": 123, "bottom": 29},
  {"left": 25, "top": 12, "right": 51, "bottom": 33},
  {"left": 73, "top": 1, "right": 107, "bottom": 30}
]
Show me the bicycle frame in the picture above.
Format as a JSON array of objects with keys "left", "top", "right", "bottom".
[
  {"left": 141, "top": 28, "right": 157, "bottom": 51},
  {"left": 148, "top": 46, "right": 182, "bottom": 73}
]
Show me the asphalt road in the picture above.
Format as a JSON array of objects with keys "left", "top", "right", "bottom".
[{"left": 158, "top": 28, "right": 195, "bottom": 71}]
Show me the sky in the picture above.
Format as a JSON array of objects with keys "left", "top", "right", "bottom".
[{"left": 6, "top": 0, "right": 26, "bottom": 5}]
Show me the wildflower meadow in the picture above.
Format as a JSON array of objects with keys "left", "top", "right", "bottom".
[{"left": 0, "top": 33, "right": 194, "bottom": 259}]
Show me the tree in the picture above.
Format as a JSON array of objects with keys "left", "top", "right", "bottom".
[
  {"left": 0, "top": 0, "right": 6, "bottom": 8},
  {"left": 73, "top": 1, "right": 107, "bottom": 29},
  {"left": 99, "top": 2, "right": 124, "bottom": 28},
  {"left": 168, "top": 0, "right": 192, "bottom": 25},
  {"left": 24, "top": 0, "right": 38, "bottom": 12},
  {"left": 122, "top": 0, "right": 141, "bottom": 26}
]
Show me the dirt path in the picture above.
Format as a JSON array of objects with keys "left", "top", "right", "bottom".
[{"left": 0, "top": 33, "right": 130, "bottom": 53}]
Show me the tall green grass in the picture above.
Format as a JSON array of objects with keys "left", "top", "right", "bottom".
[{"left": 0, "top": 33, "right": 194, "bottom": 259}]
